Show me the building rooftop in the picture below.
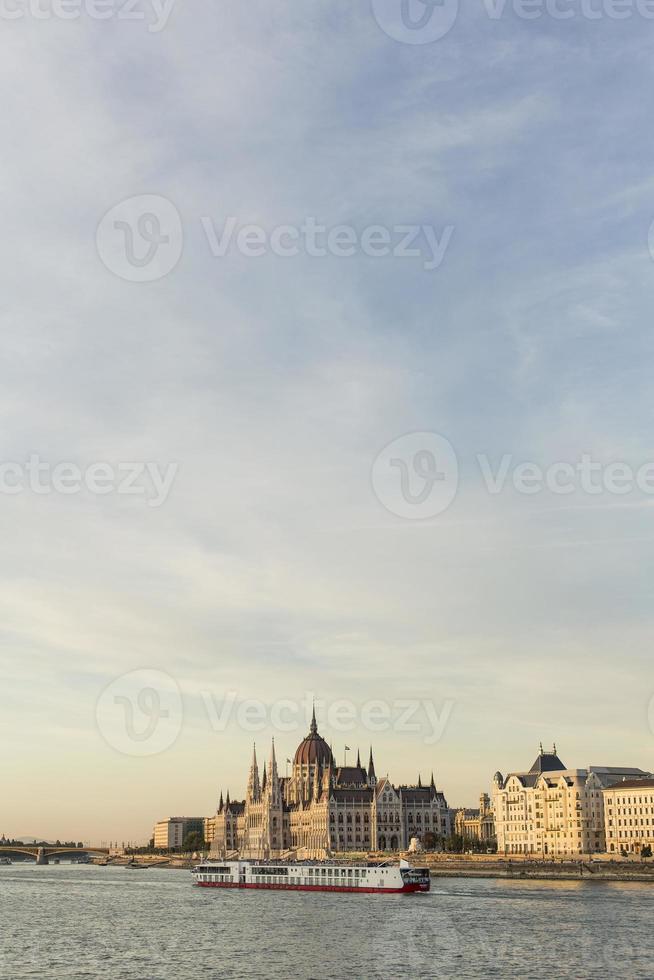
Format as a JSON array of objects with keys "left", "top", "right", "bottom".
[{"left": 604, "top": 778, "right": 654, "bottom": 790}]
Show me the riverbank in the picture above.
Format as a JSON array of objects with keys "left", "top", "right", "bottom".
[
  {"left": 417, "top": 854, "right": 654, "bottom": 882},
  {"left": 96, "top": 853, "right": 654, "bottom": 882}
]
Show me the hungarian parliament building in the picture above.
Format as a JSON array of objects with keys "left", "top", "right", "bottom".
[{"left": 209, "top": 709, "right": 451, "bottom": 858}]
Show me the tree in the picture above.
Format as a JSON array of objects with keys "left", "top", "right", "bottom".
[
  {"left": 183, "top": 831, "right": 205, "bottom": 853},
  {"left": 444, "top": 833, "right": 465, "bottom": 853},
  {"left": 641, "top": 845, "right": 652, "bottom": 859}
]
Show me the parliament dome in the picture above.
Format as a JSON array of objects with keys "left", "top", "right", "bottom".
[{"left": 294, "top": 709, "right": 334, "bottom": 767}]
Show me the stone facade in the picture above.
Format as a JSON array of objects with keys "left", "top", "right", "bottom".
[
  {"left": 454, "top": 793, "right": 495, "bottom": 843},
  {"left": 492, "top": 745, "right": 649, "bottom": 856},
  {"left": 210, "top": 709, "right": 450, "bottom": 859},
  {"left": 603, "top": 778, "right": 654, "bottom": 854}
]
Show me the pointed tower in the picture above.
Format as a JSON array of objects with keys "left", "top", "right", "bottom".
[
  {"left": 368, "top": 747, "right": 377, "bottom": 787},
  {"left": 247, "top": 743, "right": 261, "bottom": 803},
  {"left": 226, "top": 790, "right": 230, "bottom": 808},
  {"left": 261, "top": 765, "right": 267, "bottom": 793},
  {"left": 418, "top": 774, "right": 422, "bottom": 788},
  {"left": 356, "top": 748, "right": 361, "bottom": 769},
  {"left": 267, "top": 738, "right": 280, "bottom": 805},
  {"left": 261, "top": 737, "right": 284, "bottom": 855},
  {"left": 430, "top": 772, "right": 436, "bottom": 796},
  {"left": 218, "top": 791, "right": 224, "bottom": 813}
]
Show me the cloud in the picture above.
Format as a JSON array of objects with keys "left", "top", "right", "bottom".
[{"left": 1, "top": 2, "right": 653, "bottom": 837}]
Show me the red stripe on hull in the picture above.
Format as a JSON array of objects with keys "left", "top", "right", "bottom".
[{"left": 195, "top": 881, "right": 428, "bottom": 894}]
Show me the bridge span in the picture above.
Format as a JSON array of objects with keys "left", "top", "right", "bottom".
[{"left": 0, "top": 846, "right": 110, "bottom": 863}]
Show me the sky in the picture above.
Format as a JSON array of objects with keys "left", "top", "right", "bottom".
[{"left": 2, "top": 1, "right": 654, "bottom": 843}]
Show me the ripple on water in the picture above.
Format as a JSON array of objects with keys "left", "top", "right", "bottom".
[{"left": 1, "top": 866, "right": 654, "bottom": 980}]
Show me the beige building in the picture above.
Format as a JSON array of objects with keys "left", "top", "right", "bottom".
[
  {"left": 153, "top": 816, "right": 205, "bottom": 850},
  {"left": 210, "top": 708, "right": 451, "bottom": 859},
  {"left": 454, "top": 793, "right": 495, "bottom": 843},
  {"left": 603, "top": 778, "right": 654, "bottom": 854},
  {"left": 203, "top": 816, "right": 216, "bottom": 845},
  {"left": 493, "top": 746, "right": 649, "bottom": 856}
]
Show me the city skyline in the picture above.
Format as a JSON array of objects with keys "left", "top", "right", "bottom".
[{"left": 5, "top": 699, "right": 653, "bottom": 843}]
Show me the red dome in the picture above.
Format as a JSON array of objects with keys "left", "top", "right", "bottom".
[{"left": 293, "top": 709, "right": 334, "bottom": 767}]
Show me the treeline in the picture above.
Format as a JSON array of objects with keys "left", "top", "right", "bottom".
[{"left": 1, "top": 839, "right": 85, "bottom": 848}]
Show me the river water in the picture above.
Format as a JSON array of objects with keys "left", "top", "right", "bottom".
[{"left": 1, "top": 864, "right": 653, "bottom": 979}]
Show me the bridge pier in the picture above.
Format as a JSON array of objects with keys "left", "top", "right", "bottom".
[{"left": 35, "top": 847, "right": 48, "bottom": 865}]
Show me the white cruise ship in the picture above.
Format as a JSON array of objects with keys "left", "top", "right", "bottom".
[{"left": 192, "top": 858, "right": 430, "bottom": 894}]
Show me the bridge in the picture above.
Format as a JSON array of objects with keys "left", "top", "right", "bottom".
[{"left": 0, "top": 845, "right": 110, "bottom": 864}]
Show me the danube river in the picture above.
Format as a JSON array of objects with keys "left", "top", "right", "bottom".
[{"left": 1, "top": 864, "right": 653, "bottom": 979}]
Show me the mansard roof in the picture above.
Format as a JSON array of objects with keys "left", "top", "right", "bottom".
[
  {"left": 500, "top": 745, "right": 567, "bottom": 789},
  {"left": 398, "top": 787, "right": 435, "bottom": 803},
  {"left": 529, "top": 751, "right": 566, "bottom": 774},
  {"left": 592, "top": 768, "right": 652, "bottom": 788},
  {"left": 330, "top": 788, "right": 374, "bottom": 803},
  {"left": 604, "top": 777, "right": 654, "bottom": 790},
  {"left": 334, "top": 766, "right": 368, "bottom": 787}
]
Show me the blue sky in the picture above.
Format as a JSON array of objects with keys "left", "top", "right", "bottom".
[{"left": 2, "top": 1, "right": 654, "bottom": 841}]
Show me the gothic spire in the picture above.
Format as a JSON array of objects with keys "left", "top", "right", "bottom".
[
  {"left": 356, "top": 748, "right": 361, "bottom": 768},
  {"left": 218, "top": 791, "right": 224, "bottom": 812},
  {"left": 430, "top": 772, "right": 435, "bottom": 790},
  {"left": 247, "top": 742, "right": 261, "bottom": 801},
  {"left": 310, "top": 702, "right": 318, "bottom": 734},
  {"left": 268, "top": 737, "right": 279, "bottom": 781},
  {"left": 368, "top": 747, "right": 376, "bottom": 781},
  {"left": 418, "top": 774, "right": 422, "bottom": 788}
]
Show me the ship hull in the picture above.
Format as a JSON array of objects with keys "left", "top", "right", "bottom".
[{"left": 195, "top": 880, "right": 428, "bottom": 894}]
